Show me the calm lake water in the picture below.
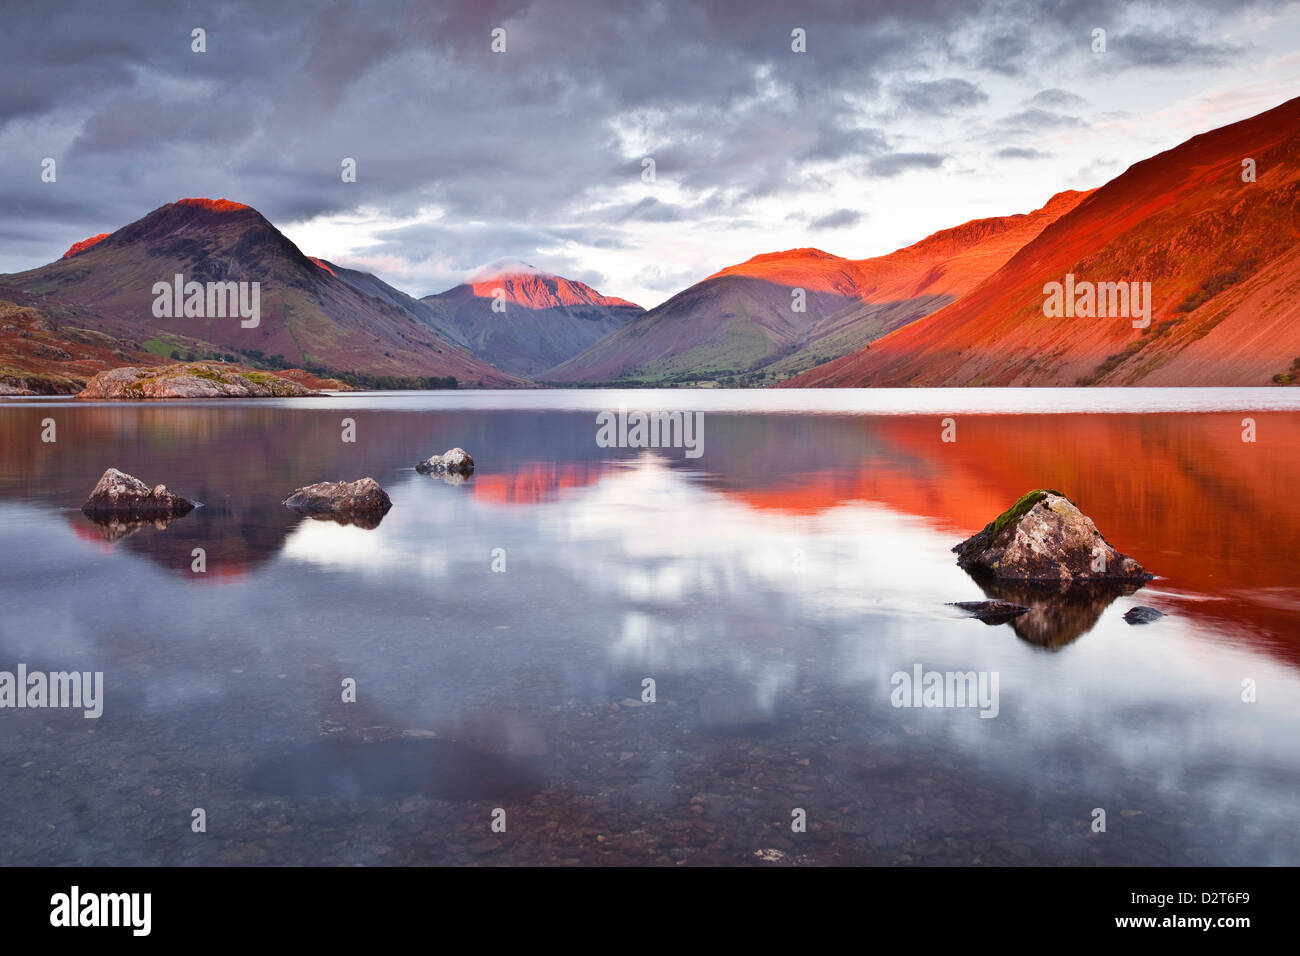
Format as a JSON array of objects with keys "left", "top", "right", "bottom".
[{"left": 1, "top": 388, "right": 1298, "bottom": 866}]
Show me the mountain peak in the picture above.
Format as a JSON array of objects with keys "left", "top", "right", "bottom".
[
  {"left": 173, "top": 198, "right": 251, "bottom": 213},
  {"left": 456, "top": 266, "right": 640, "bottom": 311},
  {"left": 465, "top": 260, "right": 547, "bottom": 284},
  {"left": 62, "top": 233, "right": 110, "bottom": 259}
]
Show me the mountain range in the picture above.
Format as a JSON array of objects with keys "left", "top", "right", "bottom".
[
  {"left": 2, "top": 95, "right": 1297, "bottom": 393},
  {"left": 787, "top": 95, "right": 1300, "bottom": 387}
]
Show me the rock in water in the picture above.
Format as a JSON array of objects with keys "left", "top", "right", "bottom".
[
  {"left": 953, "top": 489, "right": 1150, "bottom": 582},
  {"left": 949, "top": 600, "right": 1031, "bottom": 624},
  {"left": 1123, "top": 606, "right": 1166, "bottom": 625},
  {"left": 282, "top": 478, "right": 392, "bottom": 516},
  {"left": 416, "top": 447, "right": 474, "bottom": 476},
  {"left": 82, "top": 468, "right": 194, "bottom": 518}
]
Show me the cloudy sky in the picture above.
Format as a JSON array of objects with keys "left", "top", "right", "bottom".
[{"left": 2, "top": 0, "right": 1298, "bottom": 308}]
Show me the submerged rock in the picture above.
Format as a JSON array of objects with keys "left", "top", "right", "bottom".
[
  {"left": 953, "top": 489, "right": 1151, "bottom": 583},
  {"left": 949, "top": 600, "right": 1030, "bottom": 624},
  {"left": 416, "top": 447, "right": 474, "bottom": 476},
  {"left": 1123, "top": 606, "right": 1166, "bottom": 625},
  {"left": 282, "top": 477, "right": 392, "bottom": 516},
  {"left": 82, "top": 467, "right": 194, "bottom": 518}
]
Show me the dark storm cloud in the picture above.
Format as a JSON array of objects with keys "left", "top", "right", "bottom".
[{"left": 0, "top": 0, "right": 1279, "bottom": 281}]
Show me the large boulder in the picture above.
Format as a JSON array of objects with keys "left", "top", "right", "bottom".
[
  {"left": 954, "top": 489, "right": 1150, "bottom": 583},
  {"left": 82, "top": 468, "right": 194, "bottom": 518},
  {"left": 283, "top": 477, "right": 392, "bottom": 516},
  {"left": 416, "top": 447, "right": 474, "bottom": 476}
]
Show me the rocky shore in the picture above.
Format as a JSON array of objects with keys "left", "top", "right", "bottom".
[{"left": 76, "top": 362, "right": 321, "bottom": 399}]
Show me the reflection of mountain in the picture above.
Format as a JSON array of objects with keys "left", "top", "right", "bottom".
[
  {"left": 701, "top": 412, "right": 1300, "bottom": 661},
  {"left": 471, "top": 462, "right": 612, "bottom": 506},
  {"left": 72, "top": 511, "right": 189, "bottom": 543},
  {"left": 4, "top": 402, "right": 1298, "bottom": 668},
  {"left": 65, "top": 506, "right": 294, "bottom": 580}
]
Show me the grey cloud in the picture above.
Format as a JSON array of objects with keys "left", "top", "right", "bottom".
[
  {"left": 0, "top": 0, "right": 1285, "bottom": 288},
  {"left": 1026, "top": 88, "right": 1090, "bottom": 110},
  {"left": 893, "top": 78, "right": 988, "bottom": 115},
  {"left": 867, "top": 152, "right": 947, "bottom": 177},
  {"left": 1106, "top": 29, "right": 1247, "bottom": 68},
  {"left": 999, "top": 108, "right": 1085, "bottom": 131},
  {"left": 995, "top": 146, "right": 1053, "bottom": 160},
  {"left": 809, "top": 208, "right": 863, "bottom": 229}
]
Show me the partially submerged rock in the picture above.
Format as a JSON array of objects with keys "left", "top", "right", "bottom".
[
  {"left": 949, "top": 600, "right": 1030, "bottom": 624},
  {"left": 82, "top": 468, "right": 194, "bottom": 518},
  {"left": 282, "top": 477, "right": 392, "bottom": 517},
  {"left": 953, "top": 489, "right": 1151, "bottom": 583},
  {"left": 416, "top": 447, "right": 474, "bottom": 476},
  {"left": 1123, "top": 606, "right": 1166, "bottom": 625}
]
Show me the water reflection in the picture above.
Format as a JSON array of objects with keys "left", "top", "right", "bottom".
[
  {"left": 963, "top": 575, "right": 1145, "bottom": 649},
  {"left": 1, "top": 393, "right": 1299, "bottom": 865},
  {"left": 76, "top": 510, "right": 191, "bottom": 543},
  {"left": 246, "top": 738, "right": 550, "bottom": 799}
]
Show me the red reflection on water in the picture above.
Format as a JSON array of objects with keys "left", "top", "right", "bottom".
[{"left": 472, "top": 462, "right": 611, "bottom": 505}]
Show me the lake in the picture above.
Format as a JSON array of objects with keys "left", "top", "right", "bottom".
[{"left": 1, "top": 388, "right": 1298, "bottom": 865}]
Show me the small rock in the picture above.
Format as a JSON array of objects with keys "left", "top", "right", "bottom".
[
  {"left": 82, "top": 468, "right": 194, "bottom": 518},
  {"left": 282, "top": 477, "right": 392, "bottom": 516},
  {"left": 416, "top": 447, "right": 474, "bottom": 476},
  {"left": 949, "top": 600, "right": 1030, "bottom": 623},
  {"left": 1123, "top": 606, "right": 1165, "bottom": 625}
]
